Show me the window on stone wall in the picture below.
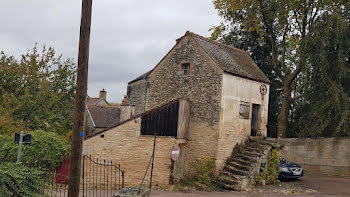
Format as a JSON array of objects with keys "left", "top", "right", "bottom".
[
  {"left": 239, "top": 101, "right": 250, "bottom": 119},
  {"left": 181, "top": 63, "right": 190, "bottom": 75}
]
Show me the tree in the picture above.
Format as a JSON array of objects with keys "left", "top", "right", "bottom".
[
  {"left": 291, "top": 13, "right": 350, "bottom": 137},
  {"left": 212, "top": 0, "right": 348, "bottom": 137},
  {"left": 0, "top": 45, "right": 76, "bottom": 135}
]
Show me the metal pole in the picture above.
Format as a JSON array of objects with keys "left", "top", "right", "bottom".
[
  {"left": 16, "top": 131, "right": 24, "bottom": 163},
  {"left": 68, "top": 0, "right": 93, "bottom": 196},
  {"left": 82, "top": 155, "right": 85, "bottom": 197},
  {"left": 149, "top": 131, "right": 157, "bottom": 189}
]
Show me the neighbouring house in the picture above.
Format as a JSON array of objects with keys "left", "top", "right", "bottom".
[
  {"left": 86, "top": 89, "right": 109, "bottom": 106},
  {"left": 85, "top": 89, "right": 121, "bottom": 135},
  {"left": 83, "top": 31, "right": 270, "bottom": 186}
]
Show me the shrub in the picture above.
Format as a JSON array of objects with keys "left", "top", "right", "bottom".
[
  {"left": 0, "top": 130, "right": 70, "bottom": 171},
  {"left": 182, "top": 157, "right": 217, "bottom": 190},
  {"left": 255, "top": 148, "right": 280, "bottom": 185},
  {"left": 0, "top": 162, "right": 46, "bottom": 197}
]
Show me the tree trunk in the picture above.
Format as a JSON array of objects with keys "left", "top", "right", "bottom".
[{"left": 278, "top": 83, "right": 291, "bottom": 138}]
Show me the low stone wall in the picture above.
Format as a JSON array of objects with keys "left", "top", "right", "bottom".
[
  {"left": 279, "top": 138, "right": 350, "bottom": 176},
  {"left": 83, "top": 117, "right": 176, "bottom": 186}
]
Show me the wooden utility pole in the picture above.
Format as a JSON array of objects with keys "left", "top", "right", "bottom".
[{"left": 68, "top": 0, "right": 92, "bottom": 196}]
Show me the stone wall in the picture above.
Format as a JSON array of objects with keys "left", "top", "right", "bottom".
[
  {"left": 216, "top": 73, "right": 270, "bottom": 169},
  {"left": 120, "top": 105, "right": 135, "bottom": 122},
  {"left": 126, "top": 79, "right": 147, "bottom": 115},
  {"left": 280, "top": 138, "right": 350, "bottom": 176},
  {"left": 145, "top": 35, "right": 223, "bottom": 173},
  {"left": 83, "top": 117, "right": 177, "bottom": 186},
  {"left": 84, "top": 109, "right": 95, "bottom": 136}
]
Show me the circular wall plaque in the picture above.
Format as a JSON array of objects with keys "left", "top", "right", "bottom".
[{"left": 260, "top": 84, "right": 267, "bottom": 95}]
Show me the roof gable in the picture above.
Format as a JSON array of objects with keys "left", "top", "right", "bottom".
[
  {"left": 127, "top": 31, "right": 270, "bottom": 84},
  {"left": 188, "top": 32, "right": 270, "bottom": 83},
  {"left": 128, "top": 70, "right": 151, "bottom": 84},
  {"left": 86, "top": 97, "right": 109, "bottom": 105}
]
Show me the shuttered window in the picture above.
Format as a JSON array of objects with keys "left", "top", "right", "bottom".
[
  {"left": 239, "top": 101, "right": 250, "bottom": 119},
  {"left": 140, "top": 101, "right": 179, "bottom": 137}
]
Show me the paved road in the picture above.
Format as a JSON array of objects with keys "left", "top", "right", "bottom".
[
  {"left": 151, "top": 174, "right": 350, "bottom": 197},
  {"left": 301, "top": 174, "right": 350, "bottom": 196}
]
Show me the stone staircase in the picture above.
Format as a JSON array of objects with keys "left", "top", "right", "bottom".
[{"left": 216, "top": 137, "right": 276, "bottom": 190}]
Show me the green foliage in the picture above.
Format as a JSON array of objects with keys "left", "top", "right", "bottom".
[
  {"left": 255, "top": 149, "right": 280, "bottom": 185},
  {"left": 289, "top": 13, "right": 350, "bottom": 137},
  {"left": 0, "top": 162, "right": 46, "bottom": 197},
  {"left": 0, "top": 45, "right": 76, "bottom": 135},
  {"left": 212, "top": 0, "right": 350, "bottom": 137},
  {"left": 0, "top": 130, "right": 70, "bottom": 171},
  {"left": 182, "top": 157, "right": 217, "bottom": 190},
  {"left": 0, "top": 107, "right": 25, "bottom": 135}
]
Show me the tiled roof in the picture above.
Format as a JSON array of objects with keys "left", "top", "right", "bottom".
[
  {"left": 87, "top": 105, "right": 120, "bottom": 128},
  {"left": 85, "top": 99, "right": 181, "bottom": 139},
  {"left": 189, "top": 32, "right": 270, "bottom": 83},
  {"left": 86, "top": 97, "right": 101, "bottom": 105},
  {"left": 127, "top": 31, "right": 269, "bottom": 85}
]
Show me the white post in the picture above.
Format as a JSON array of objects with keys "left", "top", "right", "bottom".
[{"left": 16, "top": 131, "right": 24, "bottom": 163}]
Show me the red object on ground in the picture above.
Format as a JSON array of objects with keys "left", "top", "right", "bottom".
[{"left": 55, "top": 158, "right": 70, "bottom": 184}]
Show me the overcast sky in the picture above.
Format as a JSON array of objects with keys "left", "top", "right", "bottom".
[{"left": 0, "top": 0, "right": 221, "bottom": 103}]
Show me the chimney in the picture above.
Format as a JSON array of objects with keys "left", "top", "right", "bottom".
[
  {"left": 99, "top": 88, "right": 107, "bottom": 100},
  {"left": 121, "top": 95, "right": 127, "bottom": 105}
]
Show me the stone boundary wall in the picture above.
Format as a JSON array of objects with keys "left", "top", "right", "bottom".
[
  {"left": 83, "top": 117, "right": 176, "bottom": 186},
  {"left": 279, "top": 138, "right": 350, "bottom": 176}
]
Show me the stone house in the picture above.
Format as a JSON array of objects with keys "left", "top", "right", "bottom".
[
  {"left": 83, "top": 31, "right": 270, "bottom": 186},
  {"left": 85, "top": 89, "right": 120, "bottom": 135},
  {"left": 86, "top": 89, "right": 109, "bottom": 106}
]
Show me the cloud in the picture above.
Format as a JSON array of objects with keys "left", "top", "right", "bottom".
[{"left": 0, "top": 0, "right": 221, "bottom": 102}]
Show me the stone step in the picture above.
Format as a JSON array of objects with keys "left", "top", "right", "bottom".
[
  {"left": 222, "top": 170, "right": 245, "bottom": 178},
  {"left": 215, "top": 181, "right": 239, "bottom": 190},
  {"left": 246, "top": 143, "right": 267, "bottom": 150},
  {"left": 230, "top": 157, "right": 253, "bottom": 167},
  {"left": 236, "top": 154, "right": 259, "bottom": 163},
  {"left": 228, "top": 161, "right": 251, "bottom": 172},
  {"left": 249, "top": 136, "right": 266, "bottom": 141},
  {"left": 247, "top": 140, "right": 269, "bottom": 146},
  {"left": 245, "top": 146, "right": 265, "bottom": 154},
  {"left": 217, "top": 139, "right": 275, "bottom": 191},
  {"left": 217, "top": 175, "right": 239, "bottom": 185},
  {"left": 243, "top": 151, "right": 264, "bottom": 158},
  {"left": 224, "top": 165, "right": 249, "bottom": 176}
]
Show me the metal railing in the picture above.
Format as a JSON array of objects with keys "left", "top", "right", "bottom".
[
  {"left": 82, "top": 155, "right": 125, "bottom": 197},
  {"left": 39, "top": 155, "right": 124, "bottom": 197},
  {"left": 267, "top": 125, "right": 278, "bottom": 138}
]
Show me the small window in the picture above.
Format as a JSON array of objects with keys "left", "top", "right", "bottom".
[
  {"left": 239, "top": 101, "right": 250, "bottom": 119},
  {"left": 181, "top": 63, "right": 190, "bottom": 75}
]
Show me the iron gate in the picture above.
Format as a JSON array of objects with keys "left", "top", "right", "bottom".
[
  {"left": 82, "top": 155, "right": 125, "bottom": 197},
  {"left": 45, "top": 155, "right": 124, "bottom": 197}
]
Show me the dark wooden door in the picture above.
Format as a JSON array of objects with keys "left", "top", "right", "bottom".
[{"left": 251, "top": 104, "right": 260, "bottom": 136}]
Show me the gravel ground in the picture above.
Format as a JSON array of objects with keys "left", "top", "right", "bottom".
[{"left": 150, "top": 173, "right": 350, "bottom": 197}]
